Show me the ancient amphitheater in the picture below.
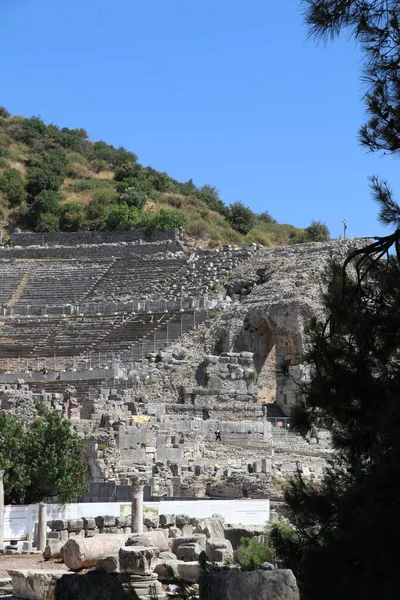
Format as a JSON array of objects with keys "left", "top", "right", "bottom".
[{"left": 0, "top": 228, "right": 362, "bottom": 506}]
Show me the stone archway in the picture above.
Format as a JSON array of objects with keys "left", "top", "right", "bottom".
[{"left": 234, "top": 315, "right": 276, "bottom": 403}]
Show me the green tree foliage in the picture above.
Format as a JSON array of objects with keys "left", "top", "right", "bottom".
[
  {"left": 196, "top": 185, "right": 228, "bottom": 216},
  {"left": 26, "top": 148, "right": 68, "bottom": 197},
  {"left": 114, "top": 162, "right": 141, "bottom": 181},
  {"left": 0, "top": 409, "right": 88, "bottom": 504},
  {"left": 258, "top": 210, "right": 277, "bottom": 224},
  {"left": 0, "top": 168, "right": 26, "bottom": 205},
  {"left": 305, "top": 220, "right": 330, "bottom": 242},
  {"left": 271, "top": 4, "right": 400, "bottom": 598},
  {"left": 27, "top": 190, "right": 61, "bottom": 229},
  {"left": 101, "top": 203, "right": 147, "bottom": 231},
  {"left": 60, "top": 201, "right": 86, "bottom": 231},
  {"left": 87, "top": 140, "right": 137, "bottom": 168},
  {"left": 227, "top": 201, "right": 256, "bottom": 234},
  {"left": 146, "top": 208, "right": 187, "bottom": 231},
  {"left": 35, "top": 212, "right": 60, "bottom": 232},
  {"left": 236, "top": 537, "right": 276, "bottom": 571},
  {"left": 119, "top": 187, "right": 147, "bottom": 210},
  {"left": 0, "top": 106, "right": 10, "bottom": 119}
]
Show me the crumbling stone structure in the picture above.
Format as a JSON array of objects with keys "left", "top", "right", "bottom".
[{"left": 0, "top": 230, "right": 366, "bottom": 503}]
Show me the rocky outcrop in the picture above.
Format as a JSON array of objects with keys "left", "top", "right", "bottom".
[{"left": 199, "top": 568, "right": 300, "bottom": 600}]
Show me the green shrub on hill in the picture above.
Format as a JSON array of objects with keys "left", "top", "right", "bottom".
[
  {"left": 0, "top": 107, "right": 328, "bottom": 246},
  {"left": 0, "top": 168, "right": 26, "bottom": 205}
]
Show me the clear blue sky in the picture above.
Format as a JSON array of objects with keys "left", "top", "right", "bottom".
[{"left": 1, "top": 0, "right": 398, "bottom": 239}]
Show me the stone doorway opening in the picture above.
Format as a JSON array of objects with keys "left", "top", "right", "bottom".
[{"left": 234, "top": 316, "right": 276, "bottom": 403}]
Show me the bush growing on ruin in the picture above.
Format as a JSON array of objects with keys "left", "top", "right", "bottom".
[
  {"left": 0, "top": 409, "right": 88, "bottom": 504},
  {"left": 305, "top": 220, "right": 330, "bottom": 242},
  {"left": 236, "top": 537, "right": 276, "bottom": 570}
]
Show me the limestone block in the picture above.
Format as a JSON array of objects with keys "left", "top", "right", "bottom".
[
  {"left": 119, "top": 546, "right": 159, "bottom": 575},
  {"left": 116, "top": 516, "right": 129, "bottom": 528},
  {"left": 43, "top": 541, "right": 65, "bottom": 560},
  {"left": 82, "top": 517, "right": 96, "bottom": 530},
  {"left": 159, "top": 514, "right": 175, "bottom": 527},
  {"left": 63, "top": 534, "right": 129, "bottom": 570},
  {"left": 54, "top": 569, "right": 130, "bottom": 600},
  {"left": 154, "top": 559, "right": 183, "bottom": 581},
  {"left": 127, "top": 530, "right": 169, "bottom": 551},
  {"left": 175, "top": 514, "right": 190, "bottom": 527},
  {"left": 126, "top": 535, "right": 154, "bottom": 547},
  {"left": 206, "top": 538, "right": 233, "bottom": 562},
  {"left": 199, "top": 569, "right": 300, "bottom": 600},
  {"left": 181, "top": 524, "right": 195, "bottom": 537},
  {"left": 224, "top": 526, "right": 264, "bottom": 550},
  {"left": 51, "top": 520, "right": 68, "bottom": 532},
  {"left": 8, "top": 570, "right": 74, "bottom": 600},
  {"left": 102, "top": 526, "right": 119, "bottom": 534},
  {"left": 96, "top": 555, "right": 120, "bottom": 573},
  {"left": 159, "top": 551, "right": 177, "bottom": 561},
  {"left": 171, "top": 534, "right": 206, "bottom": 555},
  {"left": 195, "top": 518, "right": 225, "bottom": 539},
  {"left": 47, "top": 531, "right": 61, "bottom": 540},
  {"left": 168, "top": 527, "right": 181, "bottom": 538},
  {"left": 67, "top": 519, "right": 84, "bottom": 533},
  {"left": 95, "top": 515, "right": 116, "bottom": 528},
  {"left": 176, "top": 543, "right": 202, "bottom": 562}
]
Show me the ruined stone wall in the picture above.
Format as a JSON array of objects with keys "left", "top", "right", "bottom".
[{"left": 9, "top": 228, "right": 180, "bottom": 247}]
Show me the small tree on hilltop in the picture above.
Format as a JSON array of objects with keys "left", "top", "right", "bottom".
[
  {"left": 305, "top": 220, "right": 330, "bottom": 242},
  {"left": 227, "top": 201, "right": 256, "bottom": 234}
]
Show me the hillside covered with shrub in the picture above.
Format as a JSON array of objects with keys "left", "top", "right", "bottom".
[{"left": 0, "top": 107, "right": 330, "bottom": 246}]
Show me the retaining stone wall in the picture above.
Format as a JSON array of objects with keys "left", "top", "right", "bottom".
[{"left": 10, "top": 228, "right": 179, "bottom": 247}]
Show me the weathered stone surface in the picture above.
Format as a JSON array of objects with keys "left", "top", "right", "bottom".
[
  {"left": 176, "top": 543, "right": 202, "bottom": 562},
  {"left": 154, "top": 560, "right": 183, "bottom": 581},
  {"left": 159, "top": 551, "right": 177, "bottom": 561},
  {"left": 171, "top": 534, "right": 207, "bottom": 555},
  {"left": 199, "top": 569, "right": 300, "bottom": 600},
  {"left": 168, "top": 526, "right": 181, "bottom": 538},
  {"left": 97, "top": 555, "right": 120, "bottom": 573},
  {"left": 119, "top": 546, "right": 159, "bottom": 575},
  {"left": 175, "top": 514, "right": 190, "bottom": 527},
  {"left": 82, "top": 517, "right": 96, "bottom": 530},
  {"left": 224, "top": 526, "right": 264, "bottom": 549},
  {"left": 206, "top": 538, "right": 233, "bottom": 562},
  {"left": 51, "top": 520, "right": 68, "bottom": 532},
  {"left": 127, "top": 530, "right": 169, "bottom": 551},
  {"left": 54, "top": 569, "right": 130, "bottom": 600},
  {"left": 67, "top": 519, "right": 84, "bottom": 532},
  {"left": 195, "top": 518, "right": 225, "bottom": 539},
  {"left": 63, "top": 535, "right": 129, "bottom": 570},
  {"left": 159, "top": 514, "right": 175, "bottom": 527},
  {"left": 95, "top": 515, "right": 116, "bottom": 528},
  {"left": 43, "top": 541, "right": 65, "bottom": 560},
  {"left": 8, "top": 570, "right": 74, "bottom": 600}
]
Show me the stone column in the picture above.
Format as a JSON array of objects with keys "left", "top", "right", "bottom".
[
  {"left": 37, "top": 502, "right": 47, "bottom": 552},
  {"left": 0, "top": 469, "right": 4, "bottom": 552},
  {"left": 131, "top": 477, "right": 146, "bottom": 533}
]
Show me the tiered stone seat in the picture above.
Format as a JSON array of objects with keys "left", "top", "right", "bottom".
[
  {"left": 0, "top": 316, "right": 117, "bottom": 360},
  {"left": 0, "top": 261, "right": 30, "bottom": 305},
  {"left": 12, "top": 259, "right": 112, "bottom": 307},
  {"left": 90, "top": 257, "right": 188, "bottom": 301}
]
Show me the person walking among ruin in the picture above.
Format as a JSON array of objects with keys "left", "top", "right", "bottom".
[{"left": 215, "top": 428, "right": 221, "bottom": 442}]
